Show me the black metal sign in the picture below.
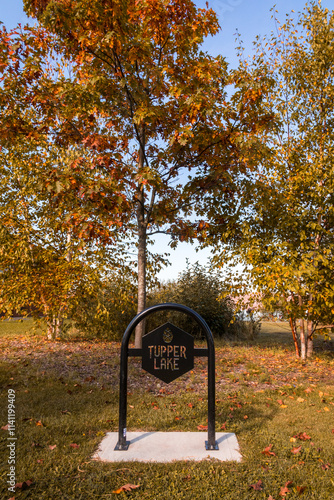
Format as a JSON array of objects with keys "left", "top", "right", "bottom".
[
  {"left": 115, "top": 303, "right": 218, "bottom": 452},
  {"left": 142, "top": 323, "right": 194, "bottom": 383}
]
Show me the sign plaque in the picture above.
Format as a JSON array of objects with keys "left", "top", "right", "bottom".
[{"left": 142, "top": 323, "right": 194, "bottom": 383}]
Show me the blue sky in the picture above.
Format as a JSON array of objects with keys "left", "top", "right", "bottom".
[{"left": 1, "top": 0, "right": 332, "bottom": 280}]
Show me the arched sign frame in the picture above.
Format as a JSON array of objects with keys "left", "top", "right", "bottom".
[{"left": 115, "top": 303, "right": 218, "bottom": 451}]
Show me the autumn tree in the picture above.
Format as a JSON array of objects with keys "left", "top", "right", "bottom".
[
  {"left": 209, "top": 2, "right": 334, "bottom": 358},
  {"left": 0, "top": 24, "right": 128, "bottom": 338},
  {"left": 17, "top": 0, "right": 272, "bottom": 347}
]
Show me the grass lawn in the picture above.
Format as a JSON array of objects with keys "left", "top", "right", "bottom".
[{"left": 0, "top": 320, "right": 333, "bottom": 499}]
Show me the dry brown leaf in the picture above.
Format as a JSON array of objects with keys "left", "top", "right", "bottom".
[
  {"left": 15, "top": 480, "right": 33, "bottom": 490},
  {"left": 112, "top": 483, "right": 140, "bottom": 494},
  {"left": 70, "top": 443, "right": 80, "bottom": 448},
  {"left": 249, "top": 480, "right": 263, "bottom": 491},
  {"left": 297, "top": 485, "right": 306, "bottom": 494}
]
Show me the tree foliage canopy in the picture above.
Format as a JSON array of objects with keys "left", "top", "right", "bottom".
[{"left": 209, "top": 2, "right": 334, "bottom": 358}]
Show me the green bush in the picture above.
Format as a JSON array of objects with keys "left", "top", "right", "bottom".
[
  {"left": 147, "top": 263, "right": 258, "bottom": 339},
  {"left": 72, "top": 271, "right": 137, "bottom": 340}
]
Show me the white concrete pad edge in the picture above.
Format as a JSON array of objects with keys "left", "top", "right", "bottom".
[{"left": 93, "top": 432, "right": 242, "bottom": 463}]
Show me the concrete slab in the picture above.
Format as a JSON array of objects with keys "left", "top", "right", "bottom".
[{"left": 92, "top": 432, "right": 242, "bottom": 462}]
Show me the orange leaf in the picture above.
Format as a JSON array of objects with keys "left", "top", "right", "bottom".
[
  {"left": 112, "top": 483, "right": 140, "bottom": 494},
  {"left": 1, "top": 424, "right": 9, "bottom": 430},
  {"left": 280, "top": 481, "right": 292, "bottom": 496},
  {"left": 70, "top": 443, "right": 80, "bottom": 448},
  {"left": 197, "top": 424, "right": 208, "bottom": 430},
  {"left": 262, "top": 444, "right": 276, "bottom": 456},
  {"left": 294, "top": 432, "right": 311, "bottom": 441},
  {"left": 49, "top": 444, "right": 57, "bottom": 450},
  {"left": 291, "top": 446, "right": 302, "bottom": 454}
]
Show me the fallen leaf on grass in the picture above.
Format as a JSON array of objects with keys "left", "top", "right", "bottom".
[
  {"left": 197, "top": 425, "right": 208, "bottom": 430},
  {"left": 112, "top": 483, "right": 140, "bottom": 494},
  {"left": 15, "top": 480, "right": 34, "bottom": 490},
  {"left": 268, "top": 496, "right": 276, "bottom": 500},
  {"left": 48, "top": 445, "right": 57, "bottom": 450},
  {"left": 262, "top": 444, "right": 276, "bottom": 457},
  {"left": 294, "top": 432, "right": 311, "bottom": 441},
  {"left": 249, "top": 480, "right": 263, "bottom": 491},
  {"left": 297, "top": 397, "right": 305, "bottom": 403},
  {"left": 70, "top": 443, "right": 80, "bottom": 448},
  {"left": 291, "top": 446, "right": 302, "bottom": 454},
  {"left": 37, "top": 459, "right": 44, "bottom": 464},
  {"left": 321, "top": 463, "right": 331, "bottom": 471},
  {"left": 1, "top": 424, "right": 9, "bottom": 430},
  {"left": 280, "top": 481, "right": 292, "bottom": 497},
  {"left": 36, "top": 420, "right": 44, "bottom": 427},
  {"left": 296, "top": 485, "right": 306, "bottom": 494}
]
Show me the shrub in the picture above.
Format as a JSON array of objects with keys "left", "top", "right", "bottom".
[
  {"left": 147, "top": 263, "right": 257, "bottom": 339},
  {"left": 72, "top": 271, "right": 137, "bottom": 340}
]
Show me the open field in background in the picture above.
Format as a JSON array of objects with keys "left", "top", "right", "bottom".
[{"left": 0, "top": 320, "right": 333, "bottom": 499}]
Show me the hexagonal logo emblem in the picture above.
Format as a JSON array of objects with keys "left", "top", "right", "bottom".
[{"left": 142, "top": 322, "right": 194, "bottom": 383}]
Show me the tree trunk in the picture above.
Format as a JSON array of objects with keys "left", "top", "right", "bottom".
[
  {"left": 306, "top": 320, "right": 314, "bottom": 358},
  {"left": 298, "top": 295, "right": 306, "bottom": 360},
  {"left": 134, "top": 129, "right": 147, "bottom": 348},
  {"left": 47, "top": 316, "right": 56, "bottom": 340},
  {"left": 135, "top": 196, "right": 146, "bottom": 347},
  {"left": 289, "top": 317, "right": 300, "bottom": 358},
  {"left": 55, "top": 313, "right": 63, "bottom": 338}
]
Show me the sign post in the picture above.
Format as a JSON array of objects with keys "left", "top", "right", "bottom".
[{"left": 115, "top": 303, "right": 218, "bottom": 451}]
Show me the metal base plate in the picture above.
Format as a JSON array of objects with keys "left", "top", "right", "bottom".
[
  {"left": 205, "top": 441, "right": 219, "bottom": 451},
  {"left": 114, "top": 441, "right": 130, "bottom": 451}
]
